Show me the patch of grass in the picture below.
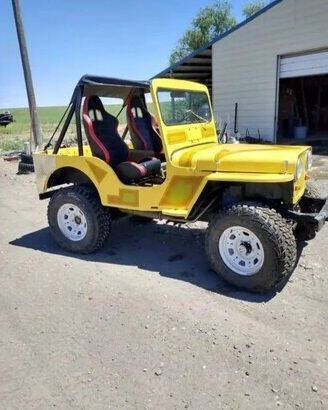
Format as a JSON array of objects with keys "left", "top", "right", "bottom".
[
  {"left": 0, "top": 135, "right": 26, "bottom": 152},
  {"left": 0, "top": 105, "right": 120, "bottom": 153},
  {"left": 0, "top": 102, "right": 157, "bottom": 153}
]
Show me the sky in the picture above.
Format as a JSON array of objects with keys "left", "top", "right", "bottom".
[{"left": 1, "top": 0, "right": 247, "bottom": 108}]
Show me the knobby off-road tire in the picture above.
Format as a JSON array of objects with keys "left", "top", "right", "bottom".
[
  {"left": 206, "top": 203, "right": 297, "bottom": 293},
  {"left": 295, "top": 181, "right": 324, "bottom": 241},
  {"left": 48, "top": 186, "right": 111, "bottom": 253},
  {"left": 18, "top": 161, "right": 34, "bottom": 174},
  {"left": 20, "top": 153, "right": 33, "bottom": 164},
  {"left": 300, "top": 181, "right": 323, "bottom": 213}
]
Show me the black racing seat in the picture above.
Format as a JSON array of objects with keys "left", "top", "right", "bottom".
[
  {"left": 116, "top": 158, "right": 161, "bottom": 184},
  {"left": 126, "top": 94, "right": 162, "bottom": 153},
  {"left": 82, "top": 96, "right": 161, "bottom": 183}
]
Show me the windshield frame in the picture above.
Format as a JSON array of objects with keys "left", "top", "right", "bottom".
[{"left": 156, "top": 87, "right": 212, "bottom": 126}]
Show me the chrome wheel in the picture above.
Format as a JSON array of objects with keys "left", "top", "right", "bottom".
[
  {"left": 57, "top": 203, "right": 87, "bottom": 241},
  {"left": 218, "top": 226, "right": 264, "bottom": 276}
]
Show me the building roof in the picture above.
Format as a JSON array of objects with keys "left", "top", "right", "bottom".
[{"left": 153, "top": 0, "right": 284, "bottom": 88}]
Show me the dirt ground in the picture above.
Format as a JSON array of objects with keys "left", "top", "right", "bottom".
[{"left": 0, "top": 158, "right": 327, "bottom": 409}]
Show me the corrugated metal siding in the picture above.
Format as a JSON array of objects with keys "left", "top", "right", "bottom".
[
  {"left": 212, "top": 0, "right": 328, "bottom": 141},
  {"left": 280, "top": 51, "right": 328, "bottom": 78}
]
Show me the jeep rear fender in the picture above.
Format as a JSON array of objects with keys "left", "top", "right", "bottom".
[{"left": 33, "top": 153, "right": 108, "bottom": 203}]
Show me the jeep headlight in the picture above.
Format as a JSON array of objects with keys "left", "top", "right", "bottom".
[
  {"left": 295, "top": 158, "right": 303, "bottom": 181},
  {"left": 306, "top": 150, "right": 313, "bottom": 171}
]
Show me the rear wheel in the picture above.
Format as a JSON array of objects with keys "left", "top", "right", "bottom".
[
  {"left": 48, "top": 186, "right": 111, "bottom": 253},
  {"left": 205, "top": 203, "right": 297, "bottom": 293}
]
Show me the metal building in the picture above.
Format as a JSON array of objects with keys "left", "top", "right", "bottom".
[{"left": 155, "top": 0, "right": 328, "bottom": 144}]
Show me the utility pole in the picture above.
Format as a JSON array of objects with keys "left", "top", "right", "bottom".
[{"left": 11, "top": 0, "right": 42, "bottom": 149}]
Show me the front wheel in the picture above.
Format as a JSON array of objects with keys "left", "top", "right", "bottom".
[
  {"left": 295, "top": 181, "right": 325, "bottom": 241},
  {"left": 48, "top": 186, "right": 111, "bottom": 253},
  {"left": 205, "top": 203, "right": 297, "bottom": 293}
]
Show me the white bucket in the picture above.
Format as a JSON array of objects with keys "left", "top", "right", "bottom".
[{"left": 294, "top": 126, "right": 308, "bottom": 140}]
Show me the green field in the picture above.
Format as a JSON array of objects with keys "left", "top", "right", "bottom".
[{"left": 0, "top": 104, "right": 126, "bottom": 153}]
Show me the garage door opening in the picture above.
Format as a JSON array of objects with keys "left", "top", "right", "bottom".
[
  {"left": 277, "top": 51, "right": 328, "bottom": 144},
  {"left": 277, "top": 74, "right": 328, "bottom": 143}
]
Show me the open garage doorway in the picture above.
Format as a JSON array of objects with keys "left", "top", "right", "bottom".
[{"left": 277, "top": 51, "right": 328, "bottom": 145}]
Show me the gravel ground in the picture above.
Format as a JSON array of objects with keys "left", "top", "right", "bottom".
[{"left": 0, "top": 158, "right": 327, "bottom": 409}]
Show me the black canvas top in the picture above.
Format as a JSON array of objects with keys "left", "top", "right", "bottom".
[
  {"left": 79, "top": 74, "right": 149, "bottom": 88},
  {"left": 78, "top": 75, "right": 150, "bottom": 99}
]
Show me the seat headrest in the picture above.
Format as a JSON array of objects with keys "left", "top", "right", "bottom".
[
  {"left": 83, "top": 95, "right": 106, "bottom": 116},
  {"left": 127, "top": 94, "right": 145, "bottom": 110}
]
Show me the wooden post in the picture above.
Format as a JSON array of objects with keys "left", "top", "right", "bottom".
[{"left": 12, "top": 0, "right": 42, "bottom": 149}]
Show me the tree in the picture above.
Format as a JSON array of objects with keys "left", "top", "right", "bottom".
[
  {"left": 169, "top": 1, "right": 236, "bottom": 65},
  {"left": 242, "top": 1, "right": 267, "bottom": 19}
]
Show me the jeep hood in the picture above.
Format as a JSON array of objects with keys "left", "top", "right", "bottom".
[{"left": 171, "top": 143, "right": 309, "bottom": 174}]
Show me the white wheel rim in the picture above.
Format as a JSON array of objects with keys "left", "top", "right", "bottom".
[
  {"left": 57, "top": 203, "right": 87, "bottom": 242},
  {"left": 218, "top": 226, "right": 264, "bottom": 276}
]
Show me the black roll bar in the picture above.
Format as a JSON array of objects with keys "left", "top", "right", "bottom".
[
  {"left": 52, "top": 86, "right": 85, "bottom": 155},
  {"left": 75, "top": 85, "right": 83, "bottom": 156},
  {"left": 53, "top": 89, "right": 77, "bottom": 154}
]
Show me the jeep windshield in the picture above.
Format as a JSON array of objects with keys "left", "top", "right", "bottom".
[{"left": 157, "top": 89, "right": 211, "bottom": 126}]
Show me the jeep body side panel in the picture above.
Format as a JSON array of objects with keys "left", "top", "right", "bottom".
[{"left": 33, "top": 150, "right": 206, "bottom": 216}]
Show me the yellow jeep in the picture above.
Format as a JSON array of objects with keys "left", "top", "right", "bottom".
[{"left": 33, "top": 75, "right": 328, "bottom": 293}]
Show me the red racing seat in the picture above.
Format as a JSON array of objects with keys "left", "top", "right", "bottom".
[
  {"left": 82, "top": 96, "right": 161, "bottom": 183},
  {"left": 126, "top": 95, "right": 162, "bottom": 153}
]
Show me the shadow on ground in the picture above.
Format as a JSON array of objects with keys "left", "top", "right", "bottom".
[{"left": 10, "top": 217, "right": 288, "bottom": 303}]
